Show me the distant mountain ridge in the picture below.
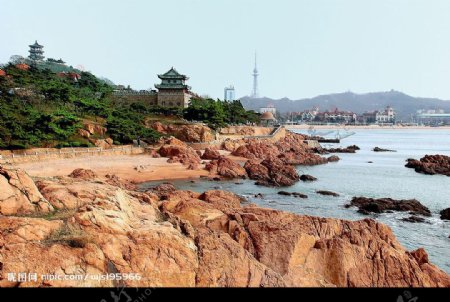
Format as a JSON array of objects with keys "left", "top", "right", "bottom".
[{"left": 240, "top": 90, "right": 450, "bottom": 120}]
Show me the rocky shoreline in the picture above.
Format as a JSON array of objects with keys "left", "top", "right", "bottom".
[
  {"left": 1, "top": 165, "right": 449, "bottom": 287},
  {"left": 1, "top": 129, "right": 450, "bottom": 287}
]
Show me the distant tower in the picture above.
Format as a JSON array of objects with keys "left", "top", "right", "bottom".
[
  {"left": 251, "top": 52, "right": 259, "bottom": 98},
  {"left": 224, "top": 85, "right": 235, "bottom": 101},
  {"left": 28, "top": 41, "right": 45, "bottom": 61}
]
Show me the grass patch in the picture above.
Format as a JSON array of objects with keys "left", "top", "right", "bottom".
[
  {"left": 43, "top": 223, "right": 93, "bottom": 248},
  {"left": 19, "top": 208, "right": 78, "bottom": 221}
]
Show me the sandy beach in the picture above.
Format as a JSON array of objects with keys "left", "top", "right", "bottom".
[{"left": 14, "top": 154, "right": 211, "bottom": 183}]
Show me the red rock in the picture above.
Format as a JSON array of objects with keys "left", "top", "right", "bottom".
[
  {"left": 150, "top": 122, "right": 214, "bottom": 143},
  {"left": 198, "top": 190, "right": 243, "bottom": 210},
  {"left": 68, "top": 168, "right": 98, "bottom": 180},
  {"left": 0, "top": 166, "right": 53, "bottom": 215},
  {"left": 159, "top": 139, "right": 201, "bottom": 170},
  {"left": 205, "top": 156, "right": 247, "bottom": 179},
  {"left": 1, "top": 173, "right": 449, "bottom": 287},
  {"left": 231, "top": 132, "right": 327, "bottom": 167},
  {"left": 411, "top": 248, "right": 429, "bottom": 265},
  {"left": 104, "top": 174, "right": 136, "bottom": 190},
  {"left": 201, "top": 147, "right": 221, "bottom": 160},
  {"left": 244, "top": 158, "right": 299, "bottom": 187},
  {"left": 221, "top": 138, "right": 246, "bottom": 152}
]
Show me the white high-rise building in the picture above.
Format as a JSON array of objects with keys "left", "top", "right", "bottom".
[{"left": 224, "top": 85, "right": 235, "bottom": 101}]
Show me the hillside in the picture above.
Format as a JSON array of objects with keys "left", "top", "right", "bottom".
[
  {"left": 0, "top": 64, "right": 258, "bottom": 150},
  {"left": 0, "top": 64, "right": 161, "bottom": 149},
  {"left": 240, "top": 90, "right": 450, "bottom": 120}
]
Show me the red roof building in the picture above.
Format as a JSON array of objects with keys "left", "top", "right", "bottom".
[{"left": 0, "top": 69, "right": 6, "bottom": 77}]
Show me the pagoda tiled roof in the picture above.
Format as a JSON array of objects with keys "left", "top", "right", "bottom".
[{"left": 158, "top": 67, "right": 188, "bottom": 80}]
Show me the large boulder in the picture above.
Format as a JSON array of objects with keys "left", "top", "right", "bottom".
[
  {"left": 201, "top": 147, "right": 221, "bottom": 160},
  {"left": 159, "top": 137, "right": 201, "bottom": 170},
  {"left": 440, "top": 208, "right": 450, "bottom": 220},
  {"left": 232, "top": 139, "right": 280, "bottom": 160},
  {"left": 68, "top": 168, "right": 98, "bottom": 180},
  {"left": 405, "top": 155, "right": 450, "bottom": 176},
  {"left": 244, "top": 158, "right": 299, "bottom": 187},
  {"left": 0, "top": 166, "right": 53, "bottom": 215},
  {"left": 221, "top": 138, "right": 246, "bottom": 152},
  {"left": 205, "top": 156, "right": 247, "bottom": 179}
]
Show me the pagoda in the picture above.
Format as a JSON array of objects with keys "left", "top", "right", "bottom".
[
  {"left": 28, "top": 40, "right": 45, "bottom": 61},
  {"left": 155, "top": 67, "right": 192, "bottom": 108}
]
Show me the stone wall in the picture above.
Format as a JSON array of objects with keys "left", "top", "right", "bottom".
[
  {"left": 110, "top": 94, "right": 158, "bottom": 106},
  {"left": 157, "top": 90, "right": 191, "bottom": 108},
  {"left": 0, "top": 145, "right": 145, "bottom": 164}
]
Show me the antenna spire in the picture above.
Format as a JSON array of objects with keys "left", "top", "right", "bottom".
[{"left": 251, "top": 52, "right": 259, "bottom": 98}]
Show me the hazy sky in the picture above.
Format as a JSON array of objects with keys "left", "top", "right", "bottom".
[{"left": 2, "top": 0, "right": 450, "bottom": 100}]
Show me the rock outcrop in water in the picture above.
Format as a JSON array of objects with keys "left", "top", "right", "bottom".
[
  {"left": 244, "top": 158, "right": 300, "bottom": 187},
  {"left": 346, "top": 197, "right": 431, "bottom": 217},
  {"left": 300, "top": 174, "right": 317, "bottom": 182},
  {"left": 405, "top": 155, "right": 450, "bottom": 176},
  {"left": 229, "top": 132, "right": 327, "bottom": 187},
  {"left": 318, "top": 145, "right": 360, "bottom": 154},
  {"left": 440, "top": 208, "right": 450, "bottom": 220},
  {"left": 373, "top": 147, "right": 396, "bottom": 152},
  {"left": 0, "top": 165, "right": 449, "bottom": 287},
  {"left": 316, "top": 190, "right": 340, "bottom": 197},
  {"left": 205, "top": 156, "right": 247, "bottom": 179},
  {"left": 232, "top": 132, "right": 327, "bottom": 166}
]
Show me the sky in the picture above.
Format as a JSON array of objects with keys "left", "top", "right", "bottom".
[{"left": 2, "top": 0, "right": 450, "bottom": 100}]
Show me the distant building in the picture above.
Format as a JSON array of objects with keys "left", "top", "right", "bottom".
[
  {"left": 224, "top": 85, "right": 235, "bottom": 101},
  {"left": 28, "top": 41, "right": 45, "bottom": 62},
  {"left": 416, "top": 109, "right": 450, "bottom": 125},
  {"left": 260, "top": 111, "right": 276, "bottom": 125},
  {"left": 260, "top": 104, "right": 276, "bottom": 115},
  {"left": 297, "top": 107, "right": 319, "bottom": 122},
  {"left": 359, "top": 106, "right": 395, "bottom": 124},
  {"left": 155, "top": 67, "right": 192, "bottom": 108},
  {"left": 375, "top": 106, "right": 395, "bottom": 124},
  {"left": 315, "top": 108, "right": 356, "bottom": 123}
]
